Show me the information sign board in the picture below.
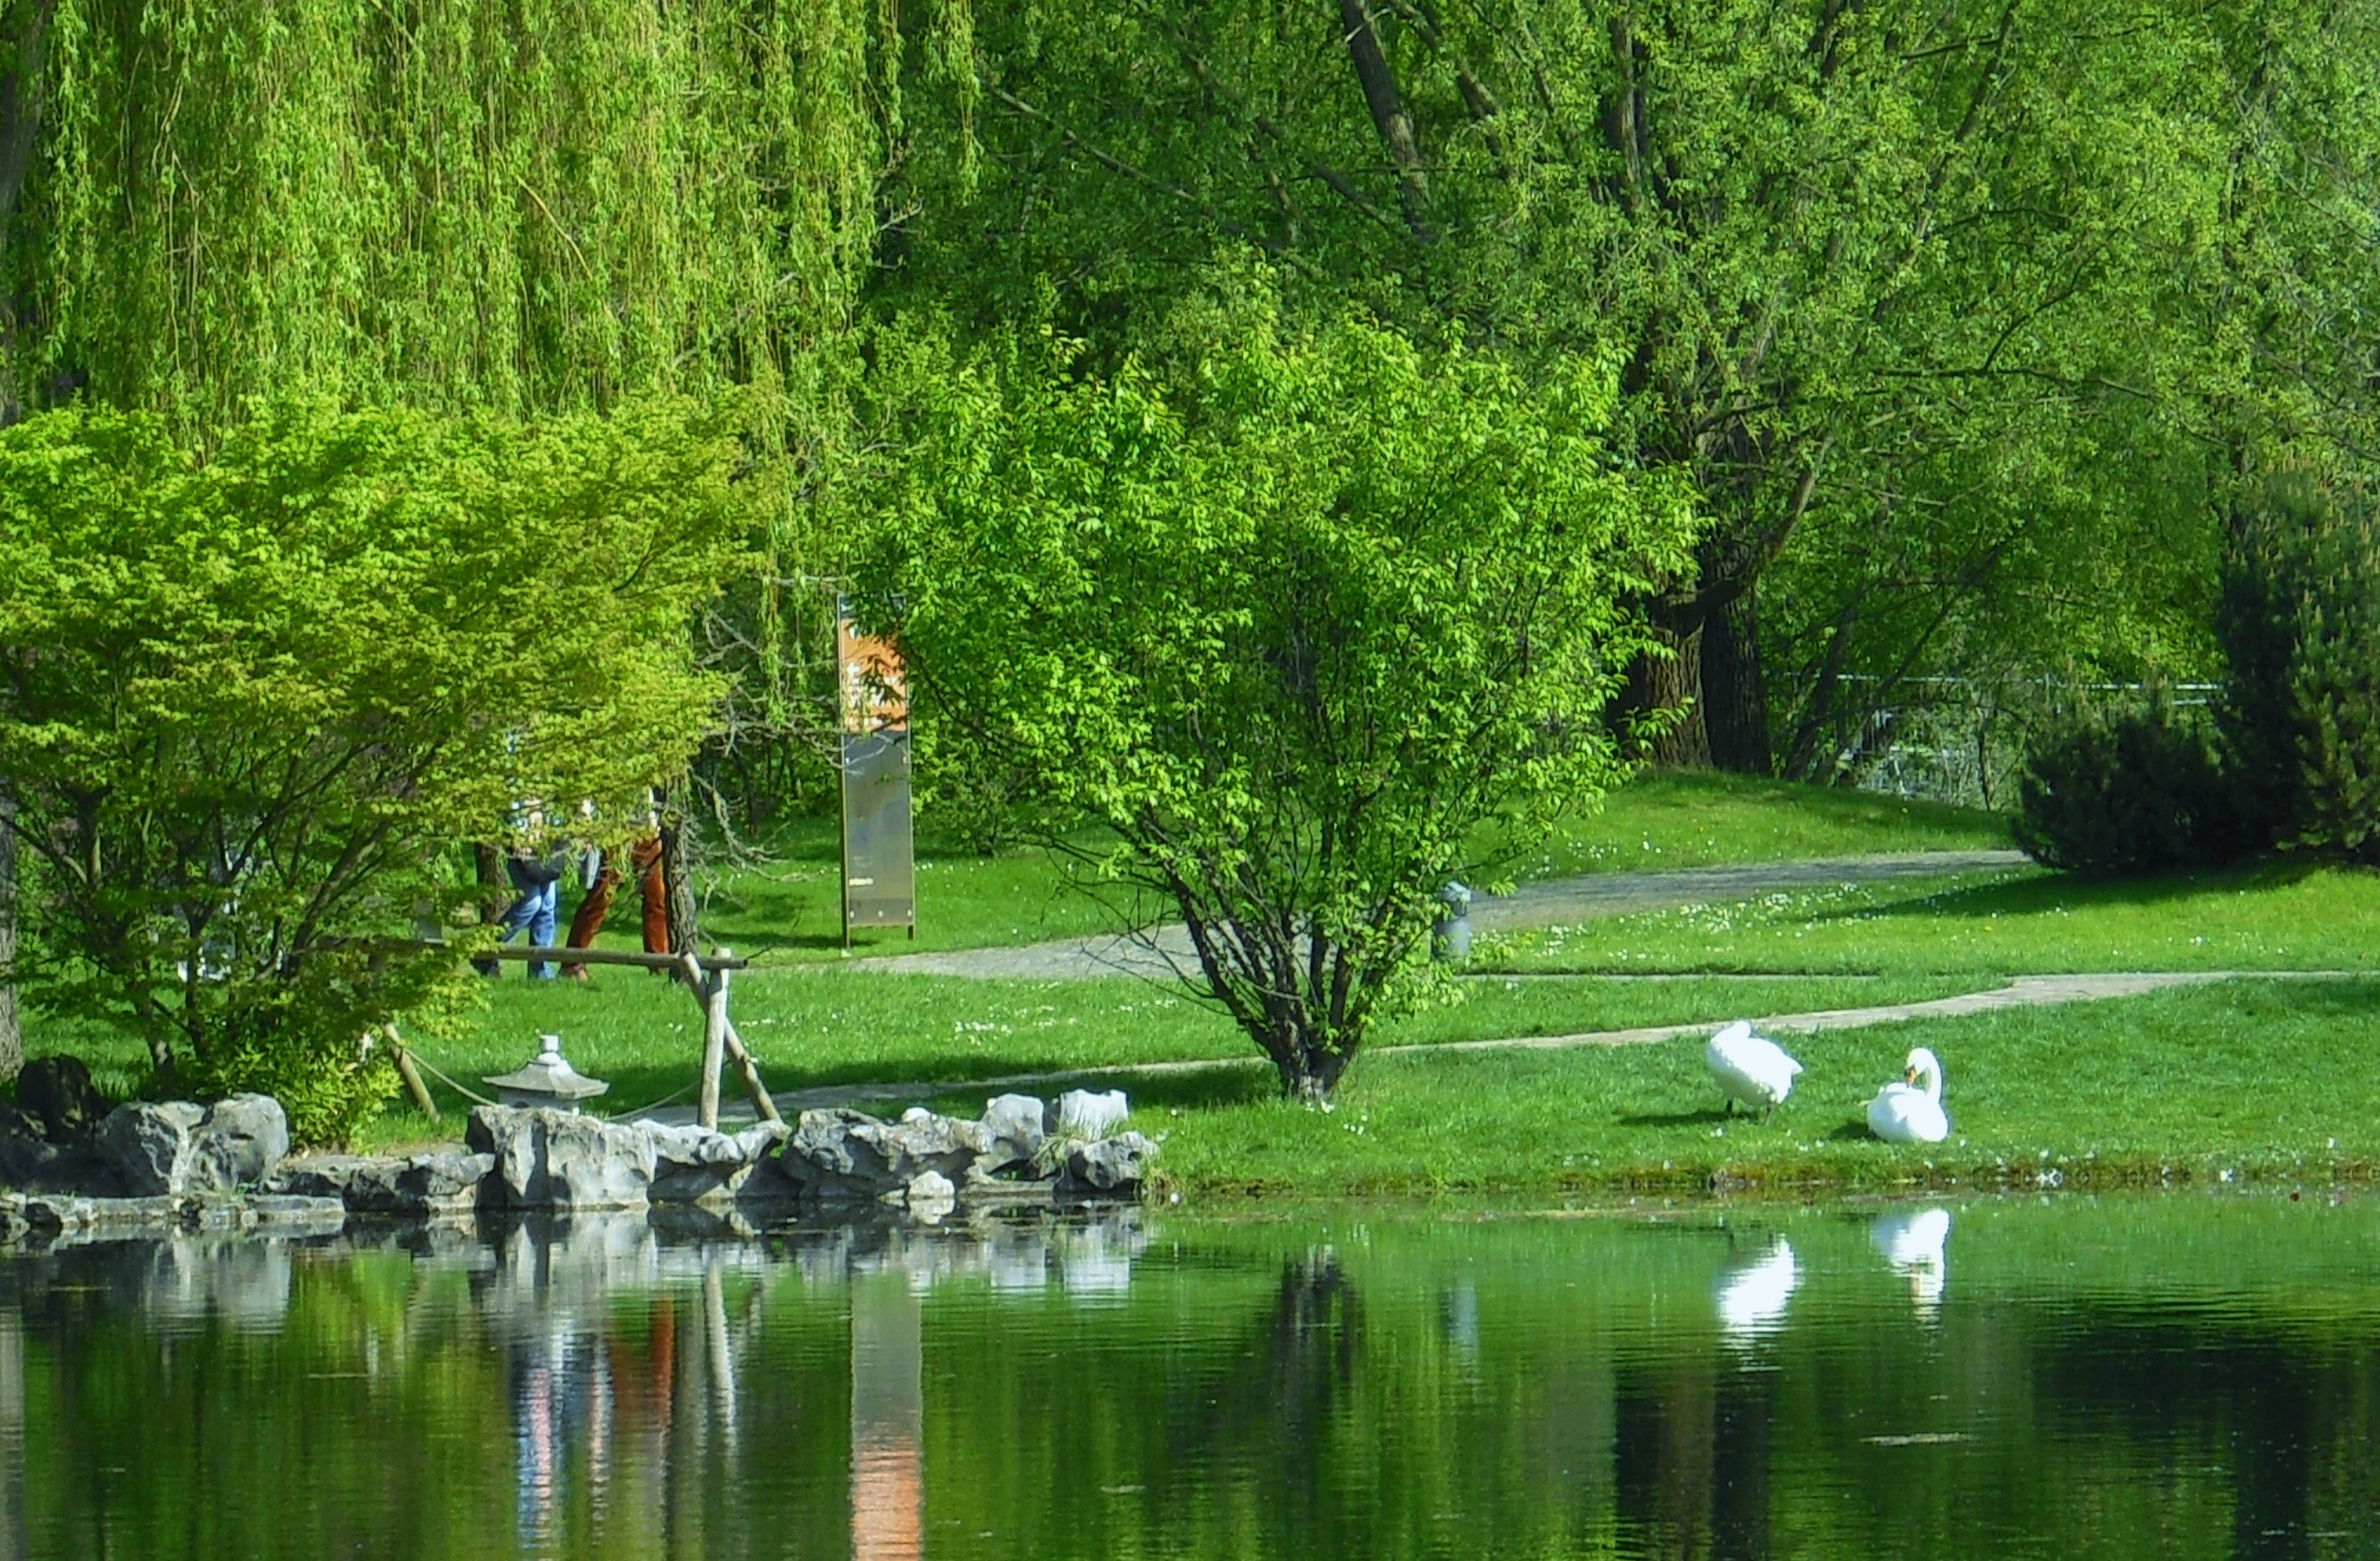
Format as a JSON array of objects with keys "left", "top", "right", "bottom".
[{"left": 837, "top": 598, "right": 916, "bottom": 943}]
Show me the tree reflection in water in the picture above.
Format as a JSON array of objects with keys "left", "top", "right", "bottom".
[{"left": 0, "top": 1200, "right": 2376, "bottom": 1557}]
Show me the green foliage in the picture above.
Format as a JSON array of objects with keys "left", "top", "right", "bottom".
[
  {"left": 2013, "top": 684, "right": 2242, "bottom": 873},
  {"left": 0, "top": 0, "right": 986, "bottom": 833},
  {"left": 886, "top": 0, "right": 2270, "bottom": 772},
  {"left": 13, "top": 0, "right": 891, "bottom": 425},
  {"left": 2215, "top": 473, "right": 2380, "bottom": 859},
  {"left": 861, "top": 296, "right": 1699, "bottom": 1098},
  {"left": 0, "top": 399, "right": 751, "bottom": 1141}
]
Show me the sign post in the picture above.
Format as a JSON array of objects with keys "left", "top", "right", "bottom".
[{"left": 836, "top": 598, "right": 916, "bottom": 945}]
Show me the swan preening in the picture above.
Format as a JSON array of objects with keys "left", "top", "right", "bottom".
[
  {"left": 1715, "top": 1238, "right": 1800, "bottom": 1341},
  {"left": 1704, "top": 1022, "right": 1803, "bottom": 1114},
  {"left": 1866, "top": 1048, "right": 1950, "bottom": 1143}
]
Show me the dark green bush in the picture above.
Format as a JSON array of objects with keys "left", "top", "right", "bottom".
[
  {"left": 2213, "top": 472, "right": 2380, "bottom": 861},
  {"left": 2014, "top": 687, "right": 2244, "bottom": 872}
]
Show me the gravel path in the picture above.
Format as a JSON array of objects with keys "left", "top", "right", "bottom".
[
  {"left": 654, "top": 967, "right": 2362, "bottom": 1123},
  {"left": 842, "top": 848, "right": 2033, "bottom": 982}
]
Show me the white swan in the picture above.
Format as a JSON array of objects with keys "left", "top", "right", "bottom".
[
  {"left": 1715, "top": 1239, "right": 1800, "bottom": 1341},
  {"left": 1867, "top": 1048, "right": 1950, "bottom": 1143},
  {"left": 1869, "top": 1206, "right": 1950, "bottom": 1316},
  {"left": 1705, "top": 1021, "right": 1803, "bottom": 1114}
]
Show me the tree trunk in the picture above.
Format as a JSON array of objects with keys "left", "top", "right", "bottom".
[
  {"left": 1271, "top": 1023, "right": 1353, "bottom": 1104},
  {"left": 659, "top": 787, "right": 698, "bottom": 969},
  {"left": 1338, "top": 0, "right": 1432, "bottom": 237},
  {"left": 0, "top": 789, "right": 18, "bottom": 1082},
  {"left": 1620, "top": 622, "right": 1710, "bottom": 769},
  {"left": 1699, "top": 587, "right": 1772, "bottom": 775}
]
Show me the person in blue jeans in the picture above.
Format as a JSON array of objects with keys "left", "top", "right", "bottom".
[{"left": 495, "top": 847, "right": 567, "bottom": 978}]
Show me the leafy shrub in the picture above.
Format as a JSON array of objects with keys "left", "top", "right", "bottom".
[
  {"left": 0, "top": 400, "right": 750, "bottom": 1143},
  {"left": 862, "top": 294, "right": 1699, "bottom": 1101},
  {"left": 2214, "top": 473, "right": 2380, "bottom": 861},
  {"left": 2014, "top": 686, "right": 2243, "bottom": 873}
]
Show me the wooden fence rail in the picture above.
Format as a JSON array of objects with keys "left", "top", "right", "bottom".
[{"left": 427, "top": 944, "right": 775, "bottom": 1130}]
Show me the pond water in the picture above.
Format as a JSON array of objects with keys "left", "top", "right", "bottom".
[{"left": 4, "top": 1193, "right": 2378, "bottom": 1560}]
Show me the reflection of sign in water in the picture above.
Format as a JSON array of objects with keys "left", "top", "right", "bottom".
[
  {"left": 837, "top": 597, "right": 916, "bottom": 943},
  {"left": 851, "top": 1274, "right": 923, "bottom": 1561}
]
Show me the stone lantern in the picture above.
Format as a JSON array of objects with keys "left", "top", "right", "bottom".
[{"left": 483, "top": 1035, "right": 609, "bottom": 1113}]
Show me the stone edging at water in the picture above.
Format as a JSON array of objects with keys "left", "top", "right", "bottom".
[{"left": 0, "top": 1078, "right": 1157, "bottom": 1246}]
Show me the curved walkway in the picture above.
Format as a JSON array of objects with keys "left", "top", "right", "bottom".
[
  {"left": 689, "top": 967, "right": 2359, "bottom": 1121},
  {"left": 845, "top": 848, "right": 2033, "bottom": 981}
]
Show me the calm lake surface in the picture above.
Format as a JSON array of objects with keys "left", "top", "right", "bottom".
[{"left": 4, "top": 1193, "right": 2377, "bottom": 1560}]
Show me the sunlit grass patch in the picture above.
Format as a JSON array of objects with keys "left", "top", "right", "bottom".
[
  {"left": 1489, "top": 768, "right": 2010, "bottom": 881},
  {"left": 1481, "top": 860, "right": 2380, "bottom": 978},
  {"left": 1140, "top": 977, "right": 2380, "bottom": 1196}
]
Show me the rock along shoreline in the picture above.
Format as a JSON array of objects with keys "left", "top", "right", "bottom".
[{"left": 0, "top": 1064, "right": 1157, "bottom": 1248}]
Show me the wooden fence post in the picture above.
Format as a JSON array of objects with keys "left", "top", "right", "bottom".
[
  {"left": 720, "top": 1019, "right": 783, "bottom": 1125},
  {"left": 697, "top": 963, "right": 729, "bottom": 1131},
  {"left": 385, "top": 1023, "right": 440, "bottom": 1123}
]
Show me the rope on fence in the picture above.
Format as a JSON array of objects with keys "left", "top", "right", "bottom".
[
  {"left": 402, "top": 1049, "right": 703, "bottom": 1120},
  {"left": 405, "top": 1050, "right": 503, "bottom": 1110}
]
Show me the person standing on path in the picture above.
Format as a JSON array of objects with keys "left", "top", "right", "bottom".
[
  {"left": 496, "top": 843, "right": 567, "bottom": 978},
  {"left": 562, "top": 827, "right": 669, "bottom": 978}
]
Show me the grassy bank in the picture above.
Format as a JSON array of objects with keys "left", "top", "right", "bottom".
[
  {"left": 25, "top": 773, "right": 2372, "bottom": 1199},
  {"left": 353, "top": 969, "right": 1969, "bottom": 1150},
  {"left": 1074, "top": 976, "right": 2380, "bottom": 1198}
]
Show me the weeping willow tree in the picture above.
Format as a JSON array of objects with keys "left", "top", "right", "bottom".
[
  {"left": 0, "top": 0, "right": 973, "bottom": 1067},
  {"left": 1, "top": 0, "right": 981, "bottom": 702}
]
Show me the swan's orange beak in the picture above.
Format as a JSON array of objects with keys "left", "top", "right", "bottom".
[{"left": 1902, "top": 1065, "right": 1917, "bottom": 1082}]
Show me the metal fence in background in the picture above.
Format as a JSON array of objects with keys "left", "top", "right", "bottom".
[{"left": 1820, "top": 674, "right": 2220, "bottom": 811}]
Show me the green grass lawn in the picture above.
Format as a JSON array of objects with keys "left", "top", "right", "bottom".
[
  {"left": 347, "top": 968, "right": 1970, "bottom": 1150},
  {"left": 1057, "top": 976, "right": 2380, "bottom": 1197},
  {"left": 22, "top": 772, "right": 2373, "bottom": 1198},
  {"left": 1476, "top": 857, "right": 2380, "bottom": 977},
  {"left": 647, "top": 769, "right": 2013, "bottom": 964},
  {"left": 1493, "top": 768, "right": 2011, "bottom": 881},
  {"left": 657, "top": 815, "right": 1133, "bottom": 961}
]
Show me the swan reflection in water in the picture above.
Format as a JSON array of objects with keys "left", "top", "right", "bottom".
[
  {"left": 1869, "top": 1206, "right": 1950, "bottom": 1319},
  {"left": 1714, "top": 1238, "right": 1800, "bottom": 1345}
]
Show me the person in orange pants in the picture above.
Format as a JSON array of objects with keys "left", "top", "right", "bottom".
[{"left": 562, "top": 832, "right": 668, "bottom": 978}]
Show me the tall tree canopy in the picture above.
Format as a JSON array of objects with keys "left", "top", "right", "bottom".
[
  {"left": 879, "top": 0, "right": 2376, "bottom": 776},
  {"left": 0, "top": 0, "right": 974, "bottom": 1070},
  {"left": 0, "top": 0, "right": 990, "bottom": 749},
  {"left": 0, "top": 0, "right": 908, "bottom": 422}
]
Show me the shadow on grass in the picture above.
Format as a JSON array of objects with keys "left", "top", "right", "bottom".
[
  {"left": 2203, "top": 972, "right": 2380, "bottom": 1016},
  {"left": 1800, "top": 855, "right": 2334, "bottom": 926},
  {"left": 906, "top": 1064, "right": 1272, "bottom": 1119},
  {"left": 1616, "top": 1106, "right": 1733, "bottom": 1128},
  {"left": 1115, "top": 1070, "right": 1275, "bottom": 1112}
]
